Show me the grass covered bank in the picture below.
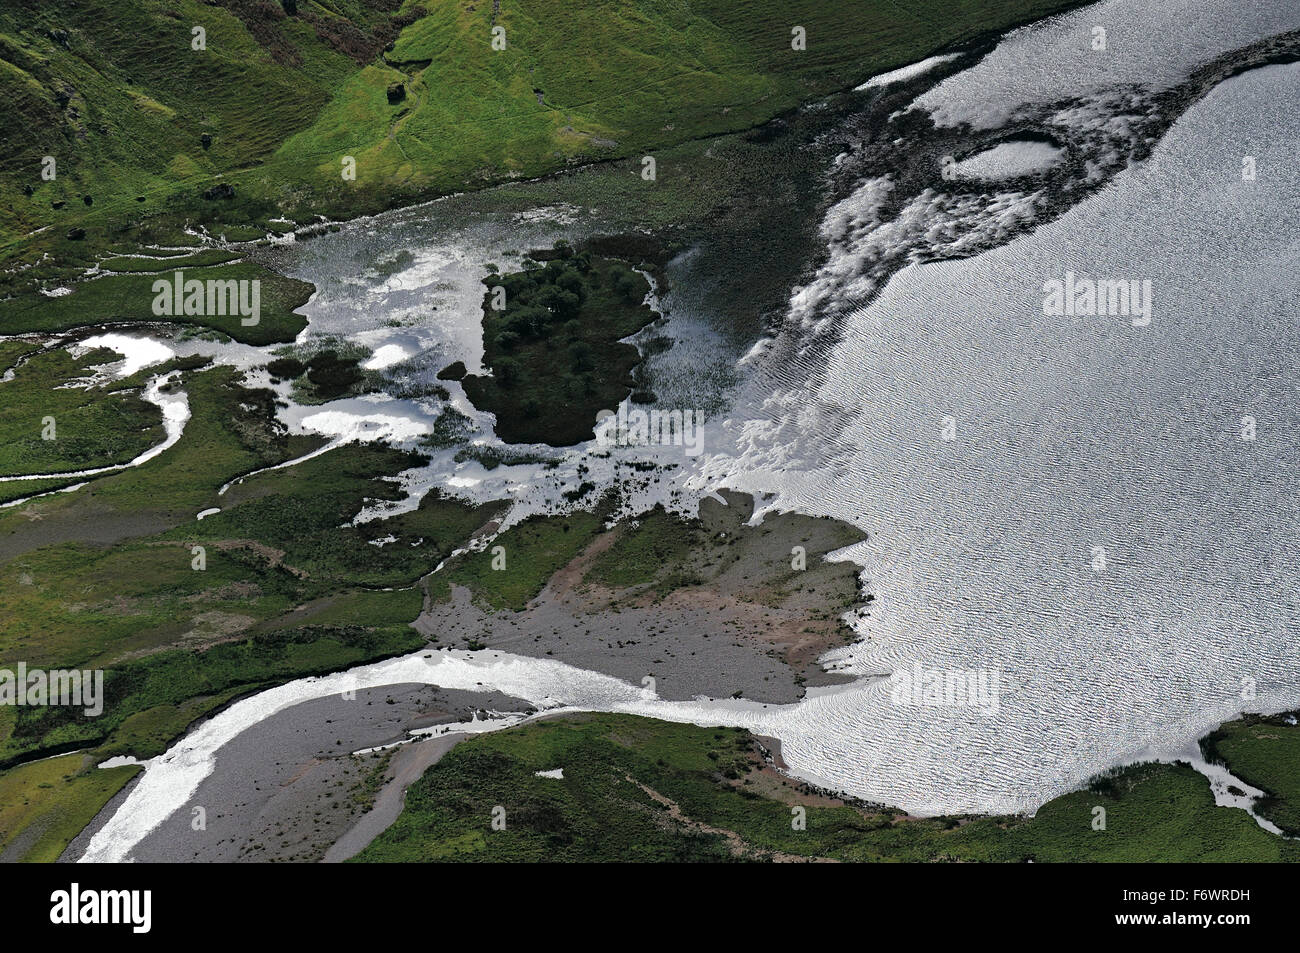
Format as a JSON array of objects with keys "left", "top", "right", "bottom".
[
  {"left": 0, "top": 750, "right": 139, "bottom": 863},
  {"left": 355, "top": 713, "right": 1300, "bottom": 863}
]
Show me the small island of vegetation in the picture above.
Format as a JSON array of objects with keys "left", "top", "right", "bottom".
[{"left": 462, "top": 243, "right": 658, "bottom": 446}]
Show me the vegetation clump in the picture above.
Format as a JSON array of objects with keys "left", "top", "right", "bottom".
[{"left": 462, "top": 244, "right": 657, "bottom": 446}]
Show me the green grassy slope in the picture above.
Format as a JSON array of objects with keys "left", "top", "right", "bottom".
[
  {"left": 248, "top": 0, "right": 1092, "bottom": 217},
  {"left": 0, "top": 752, "right": 139, "bottom": 862},
  {"left": 355, "top": 714, "right": 1300, "bottom": 863},
  {"left": 0, "top": 0, "right": 388, "bottom": 255},
  {"left": 428, "top": 507, "right": 610, "bottom": 612},
  {"left": 1, "top": 0, "right": 1083, "bottom": 279}
]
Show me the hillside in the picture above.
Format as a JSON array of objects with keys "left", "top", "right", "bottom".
[{"left": 0, "top": 0, "right": 1081, "bottom": 279}]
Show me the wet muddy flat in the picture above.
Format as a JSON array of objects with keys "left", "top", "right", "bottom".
[{"left": 65, "top": 684, "right": 530, "bottom": 863}]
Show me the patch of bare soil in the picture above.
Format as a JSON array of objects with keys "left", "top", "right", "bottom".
[{"left": 420, "top": 492, "right": 869, "bottom": 704}]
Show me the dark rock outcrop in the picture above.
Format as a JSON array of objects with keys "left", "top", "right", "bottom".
[{"left": 437, "top": 361, "right": 468, "bottom": 382}]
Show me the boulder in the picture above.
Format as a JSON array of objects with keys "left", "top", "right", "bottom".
[{"left": 437, "top": 360, "right": 468, "bottom": 382}]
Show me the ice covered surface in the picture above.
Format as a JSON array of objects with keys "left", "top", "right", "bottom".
[
  {"left": 913, "top": 0, "right": 1299, "bottom": 129},
  {"left": 947, "top": 140, "right": 1066, "bottom": 179}
]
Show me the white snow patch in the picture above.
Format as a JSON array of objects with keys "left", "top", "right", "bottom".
[
  {"left": 855, "top": 54, "right": 958, "bottom": 91},
  {"left": 363, "top": 344, "right": 410, "bottom": 370},
  {"left": 299, "top": 409, "right": 429, "bottom": 443},
  {"left": 947, "top": 140, "right": 1065, "bottom": 179},
  {"left": 77, "top": 334, "right": 175, "bottom": 378}
]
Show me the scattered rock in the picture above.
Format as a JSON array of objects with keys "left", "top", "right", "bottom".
[
  {"left": 47, "top": 29, "right": 70, "bottom": 49},
  {"left": 202, "top": 183, "right": 236, "bottom": 201}
]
